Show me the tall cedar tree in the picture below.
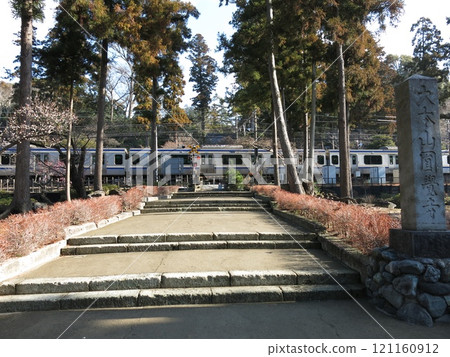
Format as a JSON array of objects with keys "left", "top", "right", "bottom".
[
  {"left": 221, "top": 1, "right": 404, "bottom": 195},
  {"left": 120, "top": 0, "right": 197, "bottom": 182},
  {"left": 9, "top": 0, "right": 44, "bottom": 214},
  {"left": 265, "top": 0, "right": 304, "bottom": 193},
  {"left": 38, "top": 0, "right": 97, "bottom": 200},
  {"left": 219, "top": 0, "right": 307, "bottom": 193},
  {"left": 410, "top": 17, "right": 450, "bottom": 103},
  {"left": 317, "top": 0, "right": 403, "bottom": 198},
  {"left": 70, "top": 0, "right": 123, "bottom": 192},
  {"left": 188, "top": 33, "right": 218, "bottom": 143}
]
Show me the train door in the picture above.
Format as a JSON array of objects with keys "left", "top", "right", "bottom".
[
  {"left": 201, "top": 153, "right": 214, "bottom": 175},
  {"left": 388, "top": 154, "right": 399, "bottom": 183}
]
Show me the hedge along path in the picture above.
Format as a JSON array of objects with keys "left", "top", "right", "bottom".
[
  {"left": 0, "top": 186, "right": 180, "bottom": 264},
  {"left": 251, "top": 185, "right": 401, "bottom": 254}
]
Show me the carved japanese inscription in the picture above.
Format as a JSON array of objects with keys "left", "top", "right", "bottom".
[{"left": 395, "top": 75, "right": 446, "bottom": 231}]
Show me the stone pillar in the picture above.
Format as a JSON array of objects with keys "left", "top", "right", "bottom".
[{"left": 390, "top": 75, "right": 450, "bottom": 258}]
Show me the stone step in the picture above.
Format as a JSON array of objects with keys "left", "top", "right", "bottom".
[
  {"left": 0, "top": 283, "right": 364, "bottom": 312},
  {"left": 1, "top": 268, "right": 361, "bottom": 296},
  {"left": 144, "top": 199, "right": 267, "bottom": 208},
  {"left": 66, "top": 232, "right": 317, "bottom": 246},
  {"left": 61, "top": 239, "right": 321, "bottom": 255},
  {"left": 0, "top": 272, "right": 364, "bottom": 312},
  {"left": 141, "top": 206, "right": 268, "bottom": 213},
  {"left": 172, "top": 191, "right": 254, "bottom": 199}
]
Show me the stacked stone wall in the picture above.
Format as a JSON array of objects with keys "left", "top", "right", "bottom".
[{"left": 366, "top": 247, "right": 450, "bottom": 326}]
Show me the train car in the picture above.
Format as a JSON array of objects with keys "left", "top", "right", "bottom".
[
  {"left": 0, "top": 148, "right": 16, "bottom": 177},
  {"left": 312, "top": 148, "right": 450, "bottom": 185},
  {"left": 0, "top": 147, "right": 62, "bottom": 178},
  {"left": 441, "top": 151, "right": 450, "bottom": 183},
  {"left": 312, "top": 148, "right": 399, "bottom": 184},
  {"left": 1, "top": 145, "right": 449, "bottom": 187},
  {"left": 83, "top": 148, "right": 128, "bottom": 177},
  {"left": 156, "top": 146, "right": 273, "bottom": 185}
]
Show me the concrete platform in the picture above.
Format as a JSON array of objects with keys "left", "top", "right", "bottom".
[
  {"left": 1, "top": 299, "right": 449, "bottom": 339},
  {"left": 77, "top": 211, "right": 309, "bottom": 236},
  {"left": 10, "top": 249, "right": 350, "bottom": 279},
  {"left": 0, "top": 195, "right": 366, "bottom": 315}
]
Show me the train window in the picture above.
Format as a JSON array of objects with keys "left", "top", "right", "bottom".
[
  {"left": 132, "top": 154, "right": 140, "bottom": 165},
  {"left": 317, "top": 155, "right": 325, "bottom": 165},
  {"left": 201, "top": 154, "right": 212, "bottom": 165},
  {"left": 364, "top": 155, "right": 383, "bottom": 165},
  {"left": 172, "top": 155, "right": 189, "bottom": 165},
  {"left": 351, "top": 155, "right": 357, "bottom": 165},
  {"left": 389, "top": 155, "right": 399, "bottom": 165},
  {"left": 223, "top": 155, "right": 243, "bottom": 165},
  {"left": 35, "top": 153, "right": 49, "bottom": 163},
  {"left": 251, "top": 154, "right": 264, "bottom": 163},
  {"left": 1, "top": 154, "right": 11, "bottom": 165},
  {"left": 331, "top": 155, "right": 339, "bottom": 165},
  {"left": 447, "top": 155, "right": 450, "bottom": 164},
  {"left": 114, "top": 154, "right": 123, "bottom": 165}
]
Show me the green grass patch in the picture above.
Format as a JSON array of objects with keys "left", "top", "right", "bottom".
[{"left": 0, "top": 191, "right": 13, "bottom": 206}]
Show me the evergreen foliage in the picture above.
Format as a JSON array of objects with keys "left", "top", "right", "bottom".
[{"left": 188, "top": 33, "right": 218, "bottom": 143}]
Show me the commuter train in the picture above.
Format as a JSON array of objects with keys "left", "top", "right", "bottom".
[{"left": 1, "top": 145, "right": 449, "bottom": 186}]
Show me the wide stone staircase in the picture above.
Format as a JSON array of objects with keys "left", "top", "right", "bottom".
[
  {"left": 141, "top": 191, "right": 271, "bottom": 213},
  {"left": 0, "top": 191, "right": 364, "bottom": 312}
]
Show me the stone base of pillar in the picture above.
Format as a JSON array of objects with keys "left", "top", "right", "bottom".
[{"left": 390, "top": 229, "right": 450, "bottom": 258}]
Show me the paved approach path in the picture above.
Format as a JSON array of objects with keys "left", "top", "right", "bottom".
[
  {"left": 12, "top": 209, "right": 335, "bottom": 279},
  {"left": 80, "top": 209, "right": 309, "bottom": 235},
  {"left": 1, "top": 192, "right": 449, "bottom": 339}
]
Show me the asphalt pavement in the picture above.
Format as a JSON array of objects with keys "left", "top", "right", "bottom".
[{"left": 0, "top": 299, "right": 449, "bottom": 339}]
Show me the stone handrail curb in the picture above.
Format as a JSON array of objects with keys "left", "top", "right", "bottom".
[
  {"left": 0, "top": 210, "right": 141, "bottom": 283},
  {"left": 271, "top": 208, "right": 370, "bottom": 282}
]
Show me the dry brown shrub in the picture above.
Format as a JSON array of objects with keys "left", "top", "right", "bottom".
[
  {"left": 122, "top": 186, "right": 146, "bottom": 211},
  {"left": 251, "top": 185, "right": 400, "bottom": 254},
  {"left": 0, "top": 190, "right": 151, "bottom": 263},
  {"left": 157, "top": 186, "right": 179, "bottom": 196}
]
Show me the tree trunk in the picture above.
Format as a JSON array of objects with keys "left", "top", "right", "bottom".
[
  {"left": 265, "top": 0, "right": 304, "bottom": 194},
  {"left": 10, "top": 0, "right": 33, "bottom": 214},
  {"left": 337, "top": 43, "right": 352, "bottom": 198},
  {"left": 71, "top": 145, "right": 86, "bottom": 199},
  {"left": 272, "top": 109, "right": 280, "bottom": 186},
  {"left": 201, "top": 107, "right": 206, "bottom": 144},
  {"left": 65, "top": 82, "right": 74, "bottom": 202},
  {"left": 94, "top": 38, "right": 108, "bottom": 192},
  {"left": 150, "top": 76, "right": 159, "bottom": 185},
  {"left": 303, "top": 112, "right": 309, "bottom": 179},
  {"left": 127, "top": 76, "right": 134, "bottom": 120},
  {"left": 308, "top": 61, "right": 317, "bottom": 184}
]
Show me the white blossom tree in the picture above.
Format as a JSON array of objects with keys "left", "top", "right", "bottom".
[
  {"left": 0, "top": 98, "right": 77, "bottom": 217},
  {"left": 1, "top": 98, "right": 77, "bottom": 154}
]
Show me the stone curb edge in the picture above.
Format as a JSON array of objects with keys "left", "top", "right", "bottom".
[
  {"left": 1, "top": 268, "right": 360, "bottom": 295},
  {"left": 271, "top": 208, "right": 370, "bottom": 282},
  {"left": 0, "top": 283, "right": 365, "bottom": 313},
  {"left": 0, "top": 210, "right": 141, "bottom": 283}
]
